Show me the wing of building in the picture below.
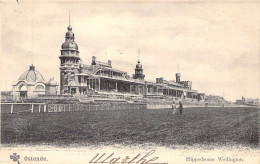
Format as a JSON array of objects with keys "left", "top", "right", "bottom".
[{"left": 1, "top": 65, "right": 58, "bottom": 101}]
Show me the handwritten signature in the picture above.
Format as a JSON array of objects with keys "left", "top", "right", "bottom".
[{"left": 89, "top": 150, "right": 167, "bottom": 164}]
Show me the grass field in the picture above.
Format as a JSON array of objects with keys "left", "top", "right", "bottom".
[{"left": 1, "top": 107, "right": 259, "bottom": 148}]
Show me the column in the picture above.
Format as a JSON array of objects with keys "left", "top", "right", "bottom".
[
  {"left": 98, "top": 78, "right": 100, "bottom": 91},
  {"left": 181, "top": 91, "right": 184, "bottom": 98},
  {"left": 130, "top": 85, "right": 132, "bottom": 94},
  {"left": 67, "top": 72, "right": 71, "bottom": 83},
  {"left": 145, "top": 83, "right": 148, "bottom": 95},
  {"left": 81, "top": 76, "right": 84, "bottom": 83},
  {"left": 60, "top": 72, "right": 64, "bottom": 94}
]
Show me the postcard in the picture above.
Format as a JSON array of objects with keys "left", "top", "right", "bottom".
[{"left": 0, "top": 0, "right": 259, "bottom": 164}]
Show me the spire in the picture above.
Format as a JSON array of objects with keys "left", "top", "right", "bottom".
[
  {"left": 138, "top": 48, "right": 140, "bottom": 61},
  {"left": 67, "top": 11, "right": 72, "bottom": 31}
]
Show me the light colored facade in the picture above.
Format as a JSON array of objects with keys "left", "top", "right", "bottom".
[
  {"left": 8, "top": 65, "right": 58, "bottom": 101},
  {"left": 59, "top": 24, "right": 205, "bottom": 101}
]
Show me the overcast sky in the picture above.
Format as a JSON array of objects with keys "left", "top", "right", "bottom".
[{"left": 0, "top": 1, "right": 259, "bottom": 101}]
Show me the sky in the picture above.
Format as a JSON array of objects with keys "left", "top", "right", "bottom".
[{"left": 0, "top": 1, "right": 259, "bottom": 101}]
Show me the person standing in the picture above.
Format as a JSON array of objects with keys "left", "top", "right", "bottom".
[
  {"left": 172, "top": 102, "right": 177, "bottom": 115},
  {"left": 179, "top": 101, "right": 183, "bottom": 114}
]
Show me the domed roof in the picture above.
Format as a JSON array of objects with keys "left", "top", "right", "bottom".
[
  {"left": 136, "top": 59, "right": 142, "bottom": 69},
  {"left": 62, "top": 25, "right": 78, "bottom": 50},
  {"left": 18, "top": 65, "right": 45, "bottom": 83},
  {"left": 61, "top": 41, "right": 78, "bottom": 50}
]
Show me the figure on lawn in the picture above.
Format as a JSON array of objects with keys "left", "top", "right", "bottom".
[
  {"left": 179, "top": 101, "right": 183, "bottom": 114},
  {"left": 172, "top": 101, "right": 177, "bottom": 115}
]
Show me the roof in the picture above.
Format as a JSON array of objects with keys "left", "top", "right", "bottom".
[
  {"left": 46, "top": 78, "right": 58, "bottom": 85},
  {"left": 18, "top": 65, "right": 45, "bottom": 83},
  {"left": 61, "top": 41, "right": 78, "bottom": 50}
]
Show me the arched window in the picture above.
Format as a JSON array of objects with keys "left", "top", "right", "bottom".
[
  {"left": 35, "top": 85, "right": 45, "bottom": 91},
  {"left": 19, "top": 85, "right": 27, "bottom": 91}
]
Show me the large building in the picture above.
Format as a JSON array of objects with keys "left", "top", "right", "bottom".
[
  {"left": 1, "top": 23, "right": 205, "bottom": 102},
  {"left": 59, "top": 24, "right": 205, "bottom": 101}
]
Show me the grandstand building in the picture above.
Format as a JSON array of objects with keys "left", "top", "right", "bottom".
[{"left": 59, "top": 24, "right": 205, "bottom": 101}]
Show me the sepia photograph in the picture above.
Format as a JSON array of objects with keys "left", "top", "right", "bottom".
[{"left": 0, "top": 0, "right": 259, "bottom": 164}]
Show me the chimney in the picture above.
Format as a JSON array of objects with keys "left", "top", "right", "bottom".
[
  {"left": 92, "top": 56, "right": 96, "bottom": 65},
  {"left": 108, "top": 60, "right": 112, "bottom": 67},
  {"left": 176, "top": 73, "right": 181, "bottom": 83}
]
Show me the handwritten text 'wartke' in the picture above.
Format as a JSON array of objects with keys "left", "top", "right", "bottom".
[{"left": 89, "top": 150, "right": 167, "bottom": 164}]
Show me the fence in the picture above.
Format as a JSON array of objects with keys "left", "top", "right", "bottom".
[
  {"left": 1, "top": 102, "right": 146, "bottom": 114},
  {"left": 47, "top": 103, "right": 146, "bottom": 112},
  {"left": 1, "top": 103, "right": 47, "bottom": 114}
]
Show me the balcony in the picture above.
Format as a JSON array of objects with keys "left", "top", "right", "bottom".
[{"left": 98, "top": 74, "right": 144, "bottom": 84}]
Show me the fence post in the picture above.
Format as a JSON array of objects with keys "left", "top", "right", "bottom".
[
  {"left": 44, "top": 104, "right": 46, "bottom": 112},
  {"left": 31, "top": 104, "right": 34, "bottom": 113},
  {"left": 11, "top": 104, "right": 14, "bottom": 113},
  {"left": 39, "top": 104, "right": 41, "bottom": 113}
]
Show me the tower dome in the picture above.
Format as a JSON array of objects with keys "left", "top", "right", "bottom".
[
  {"left": 61, "top": 41, "right": 78, "bottom": 50},
  {"left": 18, "top": 65, "right": 45, "bottom": 83},
  {"left": 133, "top": 59, "right": 145, "bottom": 80},
  {"left": 61, "top": 25, "right": 78, "bottom": 50}
]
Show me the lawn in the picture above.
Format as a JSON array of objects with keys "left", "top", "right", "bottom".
[{"left": 1, "top": 107, "right": 259, "bottom": 148}]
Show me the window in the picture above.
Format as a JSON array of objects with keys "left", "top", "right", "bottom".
[{"left": 35, "top": 85, "right": 44, "bottom": 91}]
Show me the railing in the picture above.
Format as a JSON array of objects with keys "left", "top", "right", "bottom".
[
  {"left": 145, "top": 92, "right": 163, "bottom": 95},
  {"left": 1, "top": 103, "right": 47, "bottom": 113},
  {"left": 99, "top": 74, "right": 144, "bottom": 84},
  {"left": 47, "top": 103, "right": 146, "bottom": 112},
  {"left": 60, "top": 64, "right": 79, "bottom": 67},
  {"left": 95, "top": 61, "right": 110, "bottom": 67},
  {"left": 0, "top": 102, "right": 146, "bottom": 114}
]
